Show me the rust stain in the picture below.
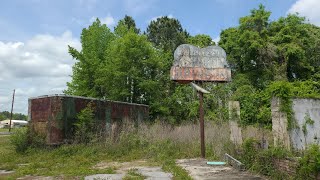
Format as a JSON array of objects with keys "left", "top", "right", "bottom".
[
  {"left": 29, "top": 95, "right": 149, "bottom": 145},
  {"left": 170, "top": 67, "right": 231, "bottom": 82}
]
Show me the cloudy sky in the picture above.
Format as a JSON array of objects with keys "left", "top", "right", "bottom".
[{"left": 0, "top": 0, "right": 319, "bottom": 114}]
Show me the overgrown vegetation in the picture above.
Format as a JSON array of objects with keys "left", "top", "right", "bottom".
[
  {"left": 4, "top": 3, "right": 320, "bottom": 179},
  {"left": 64, "top": 4, "right": 320, "bottom": 125},
  {"left": 9, "top": 127, "right": 45, "bottom": 153},
  {"left": 73, "top": 103, "right": 96, "bottom": 144},
  {"left": 239, "top": 138, "right": 291, "bottom": 178},
  {"left": 1, "top": 122, "right": 233, "bottom": 179},
  {"left": 296, "top": 144, "right": 320, "bottom": 179},
  {"left": 239, "top": 139, "right": 320, "bottom": 179}
]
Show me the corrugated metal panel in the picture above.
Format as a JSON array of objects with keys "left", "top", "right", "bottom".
[{"left": 29, "top": 95, "right": 149, "bottom": 145}]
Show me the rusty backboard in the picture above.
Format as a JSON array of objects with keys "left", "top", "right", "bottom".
[{"left": 170, "top": 44, "right": 231, "bottom": 83}]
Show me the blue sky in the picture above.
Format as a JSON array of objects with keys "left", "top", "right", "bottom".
[
  {"left": 0, "top": 0, "right": 298, "bottom": 41},
  {"left": 0, "top": 0, "right": 319, "bottom": 114}
]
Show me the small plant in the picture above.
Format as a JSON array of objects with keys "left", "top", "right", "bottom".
[
  {"left": 302, "top": 113, "right": 315, "bottom": 135},
  {"left": 73, "top": 102, "right": 96, "bottom": 144},
  {"left": 123, "top": 168, "right": 146, "bottom": 180},
  {"left": 10, "top": 127, "right": 45, "bottom": 153},
  {"left": 10, "top": 127, "right": 29, "bottom": 153},
  {"left": 240, "top": 138, "right": 291, "bottom": 178},
  {"left": 295, "top": 144, "right": 320, "bottom": 179}
]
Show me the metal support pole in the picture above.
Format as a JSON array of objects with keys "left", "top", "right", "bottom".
[
  {"left": 199, "top": 91, "right": 205, "bottom": 158},
  {"left": 9, "top": 89, "right": 15, "bottom": 132}
]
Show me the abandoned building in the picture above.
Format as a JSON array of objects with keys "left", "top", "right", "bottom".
[{"left": 28, "top": 94, "right": 149, "bottom": 145}]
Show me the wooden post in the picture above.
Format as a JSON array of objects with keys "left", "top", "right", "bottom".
[
  {"left": 9, "top": 89, "right": 15, "bottom": 132},
  {"left": 199, "top": 91, "right": 205, "bottom": 158}
]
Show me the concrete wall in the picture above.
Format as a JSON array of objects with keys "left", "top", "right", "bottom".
[
  {"left": 290, "top": 98, "right": 320, "bottom": 150},
  {"left": 271, "top": 97, "right": 291, "bottom": 149},
  {"left": 228, "top": 101, "right": 243, "bottom": 146}
]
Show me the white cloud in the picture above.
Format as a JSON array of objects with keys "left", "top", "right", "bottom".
[
  {"left": 124, "top": 0, "right": 157, "bottom": 15},
  {"left": 0, "top": 31, "right": 81, "bottom": 114},
  {"left": 90, "top": 14, "right": 116, "bottom": 27},
  {"left": 213, "top": 36, "right": 220, "bottom": 45},
  {"left": 78, "top": 0, "right": 98, "bottom": 11},
  {"left": 288, "top": 0, "right": 320, "bottom": 26}
]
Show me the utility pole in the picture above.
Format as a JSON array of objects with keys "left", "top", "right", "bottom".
[{"left": 9, "top": 89, "right": 15, "bottom": 132}]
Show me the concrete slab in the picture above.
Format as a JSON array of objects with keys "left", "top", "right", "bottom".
[
  {"left": 176, "top": 159, "right": 264, "bottom": 180},
  {"left": 85, "top": 174, "right": 125, "bottom": 180}
]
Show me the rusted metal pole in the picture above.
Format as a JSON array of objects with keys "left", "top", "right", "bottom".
[
  {"left": 199, "top": 91, "right": 205, "bottom": 158},
  {"left": 9, "top": 89, "right": 15, "bottom": 132}
]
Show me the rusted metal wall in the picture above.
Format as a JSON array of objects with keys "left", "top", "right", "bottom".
[{"left": 29, "top": 95, "right": 149, "bottom": 145}]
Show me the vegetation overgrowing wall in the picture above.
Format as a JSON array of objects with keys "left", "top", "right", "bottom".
[
  {"left": 290, "top": 98, "right": 320, "bottom": 150},
  {"left": 28, "top": 95, "right": 149, "bottom": 144}
]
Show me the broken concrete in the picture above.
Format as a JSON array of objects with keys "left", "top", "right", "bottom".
[
  {"left": 86, "top": 161, "right": 173, "bottom": 180},
  {"left": 228, "top": 101, "right": 243, "bottom": 146},
  {"left": 271, "top": 97, "right": 291, "bottom": 149},
  {"left": 176, "top": 159, "right": 264, "bottom": 180}
]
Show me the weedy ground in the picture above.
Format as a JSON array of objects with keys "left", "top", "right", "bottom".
[{"left": 0, "top": 122, "right": 234, "bottom": 179}]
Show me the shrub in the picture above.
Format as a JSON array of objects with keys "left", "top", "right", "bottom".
[
  {"left": 73, "top": 102, "right": 95, "bottom": 144},
  {"left": 10, "top": 127, "right": 29, "bottom": 153},
  {"left": 295, "top": 144, "right": 320, "bottom": 179},
  {"left": 10, "top": 127, "right": 46, "bottom": 153},
  {"left": 240, "top": 138, "right": 291, "bottom": 178}
]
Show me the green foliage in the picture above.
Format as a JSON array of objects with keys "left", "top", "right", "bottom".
[
  {"left": 10, "top": 127, "right": 45, "bottom": 153},
  {"left": 10, "top": 128, "right": 29, "bottom": 153},
  {"left": 240, "top": 138, "right": 291, "bottom": 178},
  {"left": 146, "top": 16, "right": 188, "bottom": 52},
  {"left": 0, "top": 111, "right": 27, "bottom": 121},
  {"left": 74, "top": 103, "right": 95, "bottom": 144},
  {"left": 204, "top": 83, "right": 230, "bottom": 123},
  {"left": 65, "top": 4, "right": 320, "bottom": 126},
  {"left": 302, "top": 113, "right": 315, "bottom": 135},
  {"left": 266, "top": 80, "right": 320, "bottom": 129},
  {"left": 123, "top": 168, "right": 146, "bottom": 180},
  {"left": 187, "top": 34, "right": 215, "bottom": 48},
  {"left": 296, "top": 145, "right": 320, "bottom": 179},
  {"left": 220, "top": 4, "right": 320, "bottom": 87},
  {"left": 65, "top": 18, "right": 115, "bottom": 97},
  {"left": 114, "top": 15, "right": 140, "bottom": 36},
  {"left": 266, "top": 81, "right": 294, "bottom": 129}
]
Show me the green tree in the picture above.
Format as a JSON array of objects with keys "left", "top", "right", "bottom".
[
  {"left": 187, "top": 34, "right": 215, "bottom": 48},
  {"left": 98, "top": 31, "right": 166, "bottom": 112},
  {"left": 65, "top": 19, "right": 116, "bottom": 97},
  {"left": 220, "top": 4, "right": 320, "bottom": 87},
  {"left": 0, "top": 114, "right": 5, "bottom": 121},
  {"left": 114, "top": 15, "right": 140, "bottom": 36},
  {"left": 146, "top": 16, "right": 189, "bottom": 52}
]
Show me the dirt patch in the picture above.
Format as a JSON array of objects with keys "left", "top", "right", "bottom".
[
  {"left": 0, "top": 170, "right": 15, "bottom": 178},
  {"left": 176, "top": 159, "right": 264, "bottom": 180},
  {"left": 86, "top": 160, "right": 173, "bottom": 180}
]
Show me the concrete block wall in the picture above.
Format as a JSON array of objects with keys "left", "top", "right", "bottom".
[{"left": 290, "top": 98, "right": 320, "bottom": 150}]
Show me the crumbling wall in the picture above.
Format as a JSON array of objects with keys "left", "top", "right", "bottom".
[
  {"left": 228, "top": 101, "right": 243, "bottom": 146},
  {"left": 271, "top": 97, "right": 291, "bottom": 149},
  {"left": 29, "top": 95, "right": 149, "bottom": 145},
  {"left": 290, "top": 98, "right": 320, "bottom": 150}
]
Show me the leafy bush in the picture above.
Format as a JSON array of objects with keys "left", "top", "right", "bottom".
[
  {"left": 240, "top": 138, "right": 291, "bottom": 178},
  {"left": 10, "top": 127, "right": 29, "bottom": 153},
  {"left": 295, "top": 145, "right": 320, "bottom": 179},
  {"left": 10, "top": 127, "right": 45, "bottom": 153},
  {"left": 73, "top": 102, "right": 96, "bottom": 144}
]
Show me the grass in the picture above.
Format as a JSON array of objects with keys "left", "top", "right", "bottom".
[
  {"left": 0, "top": 122, "right": 235, "bottom": 179},
  {"left": 123, "top": 168, "right": 146, "bottom": 180},
  {"left": 0, "top": 128, "right": 9, "bottom": 132}
]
